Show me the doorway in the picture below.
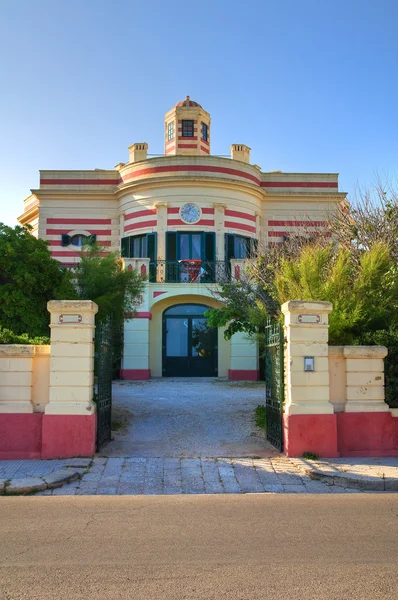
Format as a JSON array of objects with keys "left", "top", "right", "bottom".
[{"left": 162, "top": 304, "right": 218, "bottom": 377}]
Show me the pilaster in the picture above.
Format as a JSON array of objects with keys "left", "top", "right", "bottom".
[
  {"left": 45, "top": 300, "right": 98, "bottom": 416},
  {"left": 282, "top": 300, "right": 338, "bottom": 457}
]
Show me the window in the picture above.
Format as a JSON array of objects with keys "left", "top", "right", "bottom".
[
  {"left": 166, "top": 232, "right": 215, "bottom": 262},
  {"left": 225, "top": 233, "right": 257, "bottom": 260},
  {"left": 61, "top": 233, "right": 96, "bottom": 247},
  {"left": 201, "top": 123, "right": 208, "bottom": 141},
  {"left": 71, "top": 234, "right": 87, "bottom": 247},
  {"left": 167, "top": 122, "right": 174, "bottom": 141},
  {"left": 120, "top": 233, "right": 157, "bottom": 260},
  {"left": 182, "top": 120, "right": 194, "bottom": 137}
]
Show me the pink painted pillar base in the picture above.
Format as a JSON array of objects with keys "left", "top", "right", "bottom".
[
  {"left": 120, "top": 369, "right": 151, "bottom": 380},
  {"left": 0, "top": 414, "right": 43, "bottom": 460},
  {"left": 228, "top": 369, "right": 259, "bottom": 381},
  {"left": 283, "top": 414, "right": 339, "bottom": 458},
  {"left": 337, "top": 412, "right": 398, "bottom": 457},
  {"left": 41, "top": 414, "right": 97, "bottom": 459}
]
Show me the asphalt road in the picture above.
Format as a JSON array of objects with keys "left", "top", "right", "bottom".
[{"left": 1, "top": 495, "right": 398, "bottom": 599}]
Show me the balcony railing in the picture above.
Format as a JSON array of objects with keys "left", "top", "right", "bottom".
[{"left": 149, "top": 260, "right": 230, "bottom": 284}]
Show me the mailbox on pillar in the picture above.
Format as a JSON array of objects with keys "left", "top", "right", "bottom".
[{"left": 304, "top": 356, "right": 315, "bottom": 372}]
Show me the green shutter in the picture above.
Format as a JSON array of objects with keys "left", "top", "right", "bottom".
[
  {"left": 166, "top": 232, "right": 177, "bottom": 261},
  {"left": 121, "top": 237, "right": 129, "bottom": 257},
  {"left": 225, "top": 233, "right": 235, "bottom": 261},
  {"left": 245, "top": 237, "right": 251, "bottom": 258},
  {"left": 146, "top": 232, "right": 157, "bottom": 261},
  {"left": 204, "top": 232, "right": 215, "bottom": 261}
]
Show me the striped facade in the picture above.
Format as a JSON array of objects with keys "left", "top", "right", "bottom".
[{"left": 18, "top": 97, "right": 346, "bottom": 380}]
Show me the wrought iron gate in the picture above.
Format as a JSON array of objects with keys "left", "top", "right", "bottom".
[
  {"left": 95, "top": 319, "right": 113, "bottom": 451},
  {"left": 264, "top": 318, "right": 284, "bottom": 451}
]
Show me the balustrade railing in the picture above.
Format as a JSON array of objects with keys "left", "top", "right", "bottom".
[{"left": 149, "top": 260, "right": 230, "bottom": 283}]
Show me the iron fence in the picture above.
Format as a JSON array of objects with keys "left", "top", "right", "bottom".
[{"left": 150, "top": 260, "right": 230, "bottom": 283}]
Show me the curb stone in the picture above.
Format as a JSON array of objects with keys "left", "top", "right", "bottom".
[
  {"left": 3, "top": 469, "right": 88, "bottom": 496},
  {"left": 305, "top": 468, "right": 391, "bottom": 491},
  {"left": 6, "top": 477, "right": 47, "bottom": 494}
]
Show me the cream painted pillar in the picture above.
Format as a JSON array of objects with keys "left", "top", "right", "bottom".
[
  {"left": 328, "top": 346, "right": 346, "bottom": 413},
  {"left": 46, "top": 300, "right": 98, "bottom": 415},
  {"left": 31, "top": 345, "right": 50, "bottom": 413},
  {"left": 156, "top": 202, "right": 168, "bottom": 260},
  {"left": 214, "top": 203, "right": 225, "bottom": 261},
  {"left": 282, "top": 300, "right": 333, "bottom": 415},
  {"left": 282, "top": 300, "right": 339, "bottom": 457},
  {"left": 122, "top": 317, "right": 151, "bottom": 380},
  {"left": 0, "top": 346, "right": 35, "bottom": 413},
  {"left": 122, "top": 263, "right": 151, "bottom": 380},
  {"left": 229, "top": 332, "right": 259, "bottom": 380},
  {"left": 344, "top": 346, "right": 389, "bottom": 413},
  {"left": 255, "top": 211, "right": 261, "bottom": 242}
]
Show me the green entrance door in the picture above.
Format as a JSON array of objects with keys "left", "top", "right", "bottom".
[{"left": 162, "top": 304, "right": 218, "bottom": 377}]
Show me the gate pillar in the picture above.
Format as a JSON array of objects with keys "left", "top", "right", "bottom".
[
  {"left": 282, "top": 300, "right": 339, "bottom": 457},
  {"left": 228, "top": 332, "right": 259, "bottom": 380},
  {"left": 41, "top": 300, "right": 98, "bottom": 458},
  {"left": 121, "top": 260, "right": 151, "bottom": 380}
]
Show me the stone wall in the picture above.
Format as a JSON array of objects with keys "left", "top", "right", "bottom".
[
  {"left": 0, "top": 300, "right": 98, "bottom": 460},
  {"left": 283, "top": 300, "right": 398, "bottom": 457}
]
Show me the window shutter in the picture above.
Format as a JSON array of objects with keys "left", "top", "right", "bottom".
[
  {"left": 146, "top": 232, "right": 157, "bottom": 261},
  {"left": 90, "top": 234, "right": 97, "bottom": 245},
  {"left": 121, "top": 237, "right": 129, "bottom": 257},
  {"left": 204, "top": 232, "right": 215, "bottom": 262},
  {"left": 61, "top": 234, "right": 71, "bottom": 247},
  {"left": 166, "top": 232, "right": 177, "bottom": 261},
  {"left": 245, "top": 237, "right": 251, "bottom": 258},
  {"left": 225, "top": 233, "right": 235, "bottom": 261}
]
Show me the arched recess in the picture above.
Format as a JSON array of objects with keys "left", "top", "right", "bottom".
[{"left": 149, "top": 293, "right": 229, "bottom": 377}]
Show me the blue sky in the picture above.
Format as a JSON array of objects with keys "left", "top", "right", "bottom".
[{"left": 1, "top": 0, "right": 397, "bottom": 226}]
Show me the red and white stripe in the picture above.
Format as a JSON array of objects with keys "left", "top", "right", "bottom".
[
  {"left": 267, "top": 219, "right": 330, "bottom": 245},
  {"left": 224, "top": 209, "right": 257, "bottom": 235},
  {"left": 261, "top": 179, "right": 338, "bottom": 193},
  {"left": 124, "top": 208, "right": 157, "bottom": 234},
  {"left": 45, "top": 217, "right": 113, "bottom": 261}
]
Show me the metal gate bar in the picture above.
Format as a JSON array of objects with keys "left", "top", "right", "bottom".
[
  {"left": 264, "top": 318, "right": 284, "bottom": 451},
  {"left": 95, "top": 319, "right": 113, "bottom": 451}
]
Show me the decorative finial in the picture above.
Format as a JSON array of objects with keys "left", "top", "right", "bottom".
[{"left": 186, "top": 95, "right": 190, "bottom": 100}]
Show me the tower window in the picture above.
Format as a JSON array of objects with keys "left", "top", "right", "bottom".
[
  {"left": 167, "top": 122, "right": 174, "bottom": 141},
  {"left": 201, "top": 123, "right": 208, "bottom": 141},
  {"left": 182, "top": 120, "right": 194, "bottom": 137}
]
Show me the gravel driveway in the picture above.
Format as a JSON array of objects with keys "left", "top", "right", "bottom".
[{"left": 100, "top": 379, "right": 278, "bottom": 458}]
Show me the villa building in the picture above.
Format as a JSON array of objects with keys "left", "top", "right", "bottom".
[{"left": 18, "top": 97, "right": 346, "bottom": 380}]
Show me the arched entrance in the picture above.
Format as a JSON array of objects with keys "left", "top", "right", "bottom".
[{"left": 162, "top": 304, "right": 218, "bottom": 377}]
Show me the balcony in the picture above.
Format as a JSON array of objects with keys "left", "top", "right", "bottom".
[
  {"left": 151, "top": 260, "right": 230, "bottom": 283},
  {"left": 122, "top": 258, "right": 247, "bottom": 284}
]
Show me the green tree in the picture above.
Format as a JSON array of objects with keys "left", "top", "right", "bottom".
[
  {"left": 74, "top": 243, "right": 145, "bottom": 326},
  {"left": 274, "top": 242, "right": 398, "bottom": 345},
  {"left": 73, "top": 243, "right": 146, "bottom": 375},
  {"left": 206, "top": 278, "right": 275, "bottom": 340},
  {"left": 0, "top": 223, "right": 76, "bottom": 337}
]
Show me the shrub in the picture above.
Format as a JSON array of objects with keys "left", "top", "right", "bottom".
[{"left": 0, "top": 326, "right": 50, "bottom": 345}]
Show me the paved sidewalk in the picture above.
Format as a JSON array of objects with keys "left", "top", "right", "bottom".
[
  {"left": 0, "top": 458, "right": 91, "bottom": 495},
  {"left": 2, "top": 456, "right": 398, "bottom": 496},
  {"left": 292, "top": 457, "right": 398, "bottom": 491},
  {"left": 34, "top": 456, "right": 369, "bottom": 495}
]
